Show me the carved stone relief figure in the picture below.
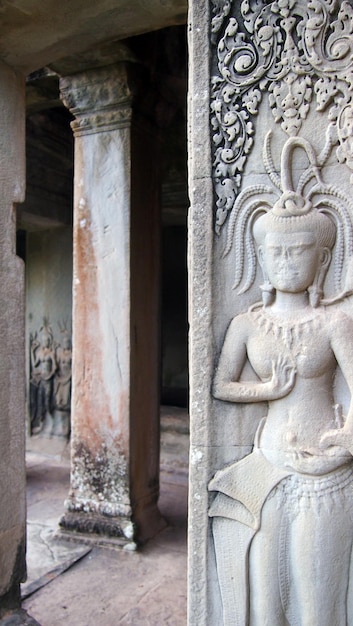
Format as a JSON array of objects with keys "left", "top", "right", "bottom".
[
  {"left": 209, "top": 134, "right": 353, "bottom": 625},
  {"left": 30, "top": 321, "right": 57, "bottom": 435},
  {"left": 29, "top": 320, "right": 72, "bottom": 438},
  {"left": 53, "top": 323, "right": 72, "bottom": 437},
  {"left": 204, "top": 2, "right": 353, "bottom": 624}
]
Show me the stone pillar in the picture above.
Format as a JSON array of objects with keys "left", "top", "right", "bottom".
[
  {"left": 189, "top": 1, "right": 353, "bottom": 625},
  {"left": 0, "top": 61, "right": 26, "bottom": 616},
  {"left": 59, "top": 63, "right": 164, "bottom": 547}
]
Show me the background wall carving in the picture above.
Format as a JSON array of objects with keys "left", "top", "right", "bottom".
[{"left": 29, "top": 319, "right": 72, "bottom": 438}]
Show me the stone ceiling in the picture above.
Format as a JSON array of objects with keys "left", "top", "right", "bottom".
[{"left": 0, "top": 0, "right": 187, "bottom": 74}]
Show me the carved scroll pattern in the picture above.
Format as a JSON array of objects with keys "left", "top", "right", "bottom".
[
  {"left": 211, "top": 0, "right": 353, "bottom": 233},
  {"left": 60, "top": 64, "right": 132, "bottom": 137}
]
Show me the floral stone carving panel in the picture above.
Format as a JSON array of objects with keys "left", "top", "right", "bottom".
[
  {"left": 195, "top": 0, "right": 353, "bottom": 624},
  {"left": 211, "top": 0, "right": 353, "bottom": 233}
]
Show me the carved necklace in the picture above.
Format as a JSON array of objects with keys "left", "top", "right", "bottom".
[{"left": 251, "top": 304, "right": 324, "bottom": 355}]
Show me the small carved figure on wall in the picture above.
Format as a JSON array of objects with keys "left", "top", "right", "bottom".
[
  {"left": 209, "top": 135, "right": 353, "bottom": 625},
  {"left": 29, "top": 320, "right": 57, "bottom": 435},
  {"left": 53, "top": 322, "right": 72, "bottom": 438}
]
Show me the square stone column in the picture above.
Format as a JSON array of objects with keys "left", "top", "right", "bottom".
[
  {"left": 59, "top": 63, "right": 164, "bottom": 547},
  {"left": 0, "top": 61, "right": 26, "bottom": 616}
]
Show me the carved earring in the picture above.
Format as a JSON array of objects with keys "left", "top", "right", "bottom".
[
  {"left": 308, "top": 284, "right": 323, "bottom": 308},
  {"left": 308, "top": 248, "right": 331, "bottom": 308},
  {"left": 260, "top": 281, "right": 275, "bottom": 307},
  {"left": 258, "top": 246, "right": 275, "bottom": 307}
]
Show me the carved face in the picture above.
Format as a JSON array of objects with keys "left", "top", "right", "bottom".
[
  {"left": 259, "top": 231, "right": 328, "bottom": 293},
  {"left": 41, "top": 333, "right": 51, "bottom": 348},
  {"left": 63, "top": 336, "right": 72, "bottom": 350}
]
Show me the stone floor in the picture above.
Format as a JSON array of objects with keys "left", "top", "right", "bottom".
[{"left": 22, "top": 407, "right": 189, "bottom": 626}]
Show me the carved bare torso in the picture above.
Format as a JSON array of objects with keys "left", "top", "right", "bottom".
[
  {"left": 214, "top": 306, "right": 353, "bottom": 474},
  {"left": 38, "top": 348, "right": 56, "bottom": 379},
  {"left": 31, "top": 343, "right": 56, "bottom": 381},
  {"left": 57, "top": 348, "right": 72, "bottom": 379}
]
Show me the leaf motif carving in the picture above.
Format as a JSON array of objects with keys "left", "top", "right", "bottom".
[{"left": 211, "top": 0, "right": 353, "bottom": 233}]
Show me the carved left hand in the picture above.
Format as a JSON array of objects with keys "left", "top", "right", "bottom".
[{"left": 320, "top": 428, "right": 353, "bottom": 456}]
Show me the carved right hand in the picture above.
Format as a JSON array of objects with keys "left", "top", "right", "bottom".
[{"left": 268, "top": 355, "right": 296, "bottom": 399}]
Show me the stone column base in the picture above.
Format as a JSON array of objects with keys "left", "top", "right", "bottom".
[
  {"left": 58, "top": 511, "right": 137, "bottom": 550},
  {"left": 0, "top": 609, "right": 41, "bottom": 626},
  {"left": 58, "top": 499, "right": 167, "bottom": 550}
]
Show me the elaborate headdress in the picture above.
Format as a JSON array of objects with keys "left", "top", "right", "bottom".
[
  {"left": 58, "top": 319, "right": 72, "bottom": 349},
  {"left": 223, "top": 130, "right": 353, "bottom": 305},
  {"left": 39, "top": 317, "right": 54, "bottom": 346}
]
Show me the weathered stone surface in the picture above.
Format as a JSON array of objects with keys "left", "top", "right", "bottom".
[
  {"left": 60, "top": 63, "right": 132, "bottom": 135},
  {"left": 187, "top": 3, "right": 215, "bottom": 623},
  {"left": 21, "top": 524, "right": 90, "bottom": 600},
  {"left": 59, "top": 62, "right": 164, "bottom": 545},
  {"left": 0, "top": 60, "right": 26, "bottom": 616},
  {"left": 188, "top": 1, "right": 353, "bottom": 624},
  {"left": 23, "top": 434, "right": 188, "bottom": 625}
]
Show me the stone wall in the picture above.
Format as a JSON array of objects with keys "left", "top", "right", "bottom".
[
  {"left": 26, "top": 227, "right": 73, "bottom": 438},
  {"left": 26, "top": 227, "right": 73, "bottom": 338},
  {"left": 0, "top": 58, "right": 26, "bottom": 617},
  {"left": 188, "top": 1, "right": 353, "bottom": 624}
]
